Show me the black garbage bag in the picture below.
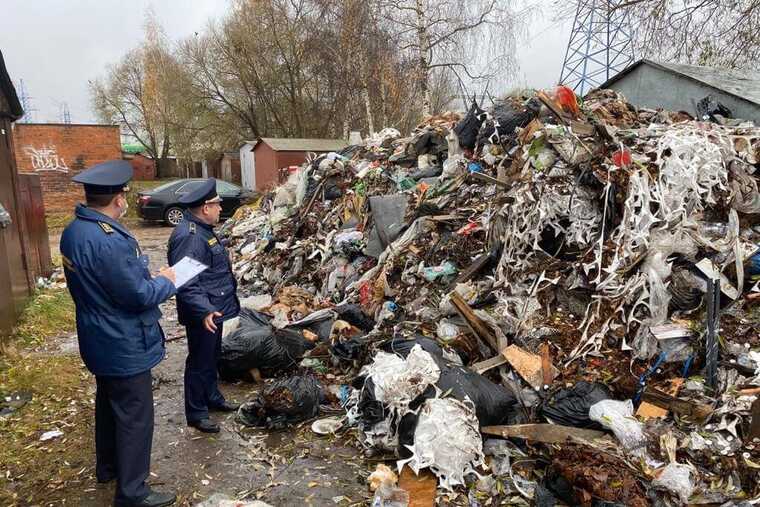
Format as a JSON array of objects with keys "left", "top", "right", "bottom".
[
  {"left": 354, "top": 336, "right": 519, "bottom": 457},
  {"left": 237, "top": 375, "right": 323, "bottom": 429},
  {"left": 378, "top": 336, "right": 518, "bottom": 426},
  {"left": 477, "top": 99, "right": 541, "bottom": 146},
  {"left": 323, "top": 176, "right": 342, "bottom": 200},
  {"left": 696, "top": 95, "right": 732, "bottom": 122},
  {"left": 334, "top": 304, "right": 374, "bottom": 331},
  {"left": 409, "top": 164, "right": 442, "bottom": 180},
  {"left": 454, "top": 100, "right": 486, "bottom": 150},
  {"left": 331, "top": 337, "right": 364, "bottom": 361},
  {"left": 539, "top": 381, "right": 611, "bottom": 429},
  {"left": 218, "top": 309, "right": 314, "bottom": 380},
  {"left": 412, "top": 131, "right": 448, "bottom": 157},
  {"left": 536, "top": 468, "right": 577, "bottom": 507}
]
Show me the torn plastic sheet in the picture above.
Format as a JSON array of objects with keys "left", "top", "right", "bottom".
[
  {"left": 398, "top": 397, "right": 485, "bottom": 491},
  {"left": 588, "top": 399, "right": 647, "bottom": 455},
  {"left": 652, "top": 463, "right": 695, "bottom": 504},
  {"left": 360, "top": 344, "right": 440, "bottom": 414},
  {"left": 351, "top": 217, "right": 435, "bottom": 292}
]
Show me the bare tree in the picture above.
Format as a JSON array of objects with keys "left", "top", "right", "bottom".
[
  {"left": 90, "top": 12, "right": 180, "bottom": 177},
  {"left": 379, "top": 0, "right": 524, "bottom": 115},
  {"left": 625, "top": 0, "right": 760, "bottom": 68},
  {"left": 554, "top": 0, "right": 760, "bottom": 69}
]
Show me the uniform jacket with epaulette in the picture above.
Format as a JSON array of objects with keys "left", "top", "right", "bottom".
[
  {"left": 167, "top": 211, "right": 240, "bottom": 327},
  {"left": 60, "top": 204, "right": 176, "bottom": 377}
]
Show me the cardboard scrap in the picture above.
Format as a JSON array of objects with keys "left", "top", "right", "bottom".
[
  {"left": 502, "top": 344, "right": 559, "bottom": 390},
  {"left": 398, "top": 466, "right": 436, "bottom": 507},
  {"left": 749, "top": 397, "right": 760, "bottom": 441},
  {"left": 636, "top": 378, "right": 684, "bottom": 420}
]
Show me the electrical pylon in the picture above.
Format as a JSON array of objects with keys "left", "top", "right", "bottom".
[{"left": 559, "top": 0, "right": 636, "bottom": 96}]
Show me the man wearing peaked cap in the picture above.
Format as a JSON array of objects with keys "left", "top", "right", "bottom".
[
  {"left": 167, "top": 178, "right": 240, "bottom": 434},
  {"left": 60, "top": 160, "right": 178, "bottom": 507}
]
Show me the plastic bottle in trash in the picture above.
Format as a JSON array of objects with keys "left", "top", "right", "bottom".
[{"left": 699, "top": 222, "right": 728, "bottom": 238}]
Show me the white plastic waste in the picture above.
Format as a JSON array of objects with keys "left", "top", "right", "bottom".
[
  {"left": 361, "top": 345, "right": 440, "bottom": 413},
  {"left": 652, "top": 463, "right": 695, "bottom": 504},
  {"left": 196, "top": 494, "right": 273, "bottom": 507},
  {"left": 589, "top": 399, "right": 646, "bottom": 454},
  {"left": 398, "top": 397, "right": 484, "bottom": 490}
]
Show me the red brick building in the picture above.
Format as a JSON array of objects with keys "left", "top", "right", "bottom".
[
  {"left": 125, "top": 152, "right": 157, "bottom": 180},
  {"left": 13, "top": 123, "right": 121, "bottom": 212},
  {"left": 243, "top": 138, "right": 347, "bottom": 191}
]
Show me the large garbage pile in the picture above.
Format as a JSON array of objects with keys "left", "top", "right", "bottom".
[{"left": 221, "top": 87, "right": 760, "bottom": 505}]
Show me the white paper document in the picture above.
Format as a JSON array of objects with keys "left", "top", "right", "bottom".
[{"left": 171, "top": 256, "right": 208, "bottom": 288}]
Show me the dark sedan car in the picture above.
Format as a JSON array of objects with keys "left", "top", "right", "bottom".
[{"left": 136, "top": 179, "right": 254, "bottom": 226}]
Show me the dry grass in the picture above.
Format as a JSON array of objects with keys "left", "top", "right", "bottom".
[
  {"left": 0, "top": 287, "right": 95, "bottom": 506},
  {"left": 0, "top": 355, "right": 94, "bottom": 506},
  {"left": 12, "top": 288, "right": 76, "bottom": 347}
]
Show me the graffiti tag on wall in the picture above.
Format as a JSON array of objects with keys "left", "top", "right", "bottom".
[{"left": 24, "top": 145, "right": 69, "bottom": 172}]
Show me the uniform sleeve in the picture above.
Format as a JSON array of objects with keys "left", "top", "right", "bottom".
[
  {"left": 95, "top": 239, "right": 176, "bottom": 312},
  {"left": 169, "top": 233, "right": 216, "bottom": 322}
]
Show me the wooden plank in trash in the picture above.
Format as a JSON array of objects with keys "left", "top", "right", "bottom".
[
  {"left": 640, "top": 390, "right": 713, "bottom": 421},
  {"left": 468, "top": 171, "right": 510, "bottom": 188},
  {"left": 502, "top": 344, "right": 559, "bottom": 390},
  {"left": 472, "top": 355, "right": 507, "bottom": 374},
  {"left": 450, "top": 291, "right": 499, "bottom": 352},
  {"left": 481, "top": 424, "right": 611, "bottom": 444},
  {"left": 636, "top": 378, "right": 684, "bottom": 420},
  {"left": 455, "top": 252, "right": 492, "bottom": 283}
]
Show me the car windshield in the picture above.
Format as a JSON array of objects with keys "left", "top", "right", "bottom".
[{"left": 216, "top": 181, "right": 239, "bottom": 193}]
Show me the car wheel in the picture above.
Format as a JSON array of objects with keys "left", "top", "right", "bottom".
[{"left": 164, "top": 206, "right": 184, "bottom": 227}]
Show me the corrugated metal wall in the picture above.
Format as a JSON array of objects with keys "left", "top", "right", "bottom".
[
  {"left": 0, "top": 117, "right": 32, "bottom": 337},
  {"left": 17, "top": 173, "right": 52, "bottom": 283}
]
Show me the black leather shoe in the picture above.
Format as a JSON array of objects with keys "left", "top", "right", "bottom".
[
  {"left": 210, "top": 401, "right": 240, "bottom": 412},
  {"left": 115, "top": 490, "right": 177, "bottom": 507},
  {"left": 189, "top": 419, "right": 220, "bottom": 433}
]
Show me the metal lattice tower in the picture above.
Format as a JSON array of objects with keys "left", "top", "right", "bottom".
[
  {"left": 61, "top": 102, "right": 71, "bottom": 124},
  {"left": 16, "top": 79, "right": 37, "bottom": 123},
  {"left": 559, "top": 0, "right": 636, "bottom": 96}
]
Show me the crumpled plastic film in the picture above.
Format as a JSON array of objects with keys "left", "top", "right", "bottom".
[
  {"left": 652, "top": 463, "right": 695, "bottom": 504},
  {"left": 398, "top": 397, "right": 485, "bottom": 490},
  {"left": 361, "top": 344, "right": 440, "bottom": 413},
  {"left": 588, "top": 399, "right": 647, "bottom": 455}
]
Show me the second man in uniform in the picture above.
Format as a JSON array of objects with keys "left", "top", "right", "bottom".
[{"left": 167, "top": 178, "right": 240, "bottom": 433}]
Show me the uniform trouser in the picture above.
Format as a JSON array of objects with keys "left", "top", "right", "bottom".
[
  {"left": 95, "top": 371, "right": 153, "bottom": 505},
  {"left": 184, "top": 323, "right": 225, "bottom": 423}
]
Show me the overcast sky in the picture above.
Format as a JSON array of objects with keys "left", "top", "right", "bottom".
[{"left": 0, "top": 0, "right": 570, "bottom": 124}]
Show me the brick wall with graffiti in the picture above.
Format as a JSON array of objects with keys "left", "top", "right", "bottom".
[{"left": 13, "top": 123, "right": 121, "bottom": 212}]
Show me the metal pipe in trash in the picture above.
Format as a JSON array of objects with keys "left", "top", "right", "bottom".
[{"left": 705, "top": 277, "right": 720, "bottom": 390}]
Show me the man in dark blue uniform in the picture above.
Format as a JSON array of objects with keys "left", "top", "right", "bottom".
[
  {"left": 167, "top": 178, "right": 240, "bottom": 433},
  {"left": 60, "top": 161, "right": 177, "bottom": 507}
]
